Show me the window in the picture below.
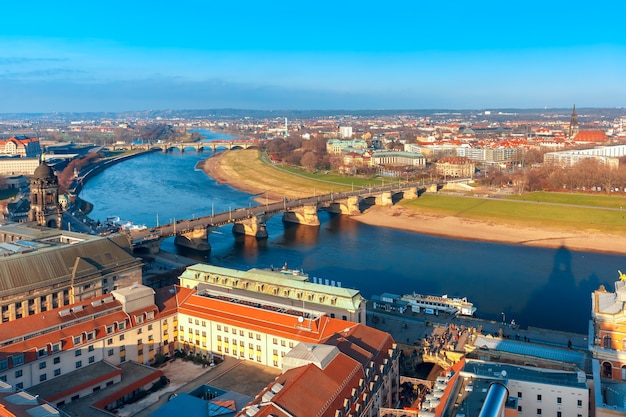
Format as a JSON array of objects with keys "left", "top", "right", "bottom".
[
  {"left": 188, "top": 317, "right": 192, "bottom": 324},
  {"left": 137, "top": 328, "right": 142, "bottom": 334},
  {"left": 119, "top": 334, "right": 124, "bottom": 341},
  {"left": 51, "top": 343, "right": 61, "bottom": 353},
  {"left": 273, "top": 338, "right": 277, "bottom": 345},
  {"left": 557, "top": 397, "right": 562, "bottom": 404},
  {"left": 537, "top": 394, "right": 542, "bottom": 402},
  {"left": 12, "top": 355, "right": 24, "bottom": 366},
  {"left": 281, "top": 340, "right": 286, "bottom": 347},
  {"left": 120, "top": 346, "right": 125, "bottom": 352},
  {"left": 40, "top": 374, "right": 47, "bottom": 382},
  {"left": 14, "top": 370, "right": 22, "bottom": 378},
  {"left": 202, "top": 321, "right": 206, "bottom": 327},
  {"left": 107, "top": 338, "right": 113, "bottom": 345},
  {"left": 73, "top": 336, "right": 82, "bottom": 345},
  {"left": 118, "top": 321, "right": 126, "bottom": 330},
  {"left": 54, "top": 369, "right": 61, "bottom": 376},
  {"left": 75, "top": 349, "right": 82, "bottom": 357},
  {"left": 577, "top": 400, "right": 582, "bottom": 407},
  {"left": 557, "top": 412, "right": 561, "bottom": 417},
  {"left": 240, "top": 330, "right": 244, "bottom": 336},
  {"left": 53, "top": 357, "right": 60, "bottom": 364},
  {"left": 76, "top": 361, "right": 82, "bottom": 369},
  {"left": 37, "top": 348, "right": 47, "bottom": 358},
  {"left": 39, "top": 362, "right": 46, "bottom": 369},
  {"left": 217, "top": 325, "right": 221, "bottom": 331},
  {"left": 89, "top": 356, "right": 95, "bottom": 364},
  {"left": 88, "top": 345, "right": 94, "bottom": 352},
  {"left": 15, "top": 383, "right": 23, "bottom": 389},
  {"left": 0, "top": 376, "right": 6, "bottom": 382},
  {"left": 148, "top": 324, "right": 153, "bottom": 331},
  {"left": 108, "top": 349, "right": 114, "bottom": 356},
  {"left": 0, "top": 360, "right": 7, "bottom": 371},
  {"left": 106, "top": 325, "right": 114, "bottom": 334},
  {"left": 537, "top": 408, "right": 541, "bottom": 415}
]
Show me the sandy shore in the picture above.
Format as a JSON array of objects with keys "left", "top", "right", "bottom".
[{"left": 202, "top": 153, "right": 626, "bottom": 255}]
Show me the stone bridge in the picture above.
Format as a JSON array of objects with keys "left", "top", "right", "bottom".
[
  {"left": 127, "top": 183, "right": 425, "bottom": 253},
  {"left": 113, "top": 139, "right": 262, "bottom": 153}
]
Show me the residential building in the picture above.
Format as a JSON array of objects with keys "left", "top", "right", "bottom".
[
  {"left": 0, "top": 157, "right": 40, "bottom": 176},
  {"left": 370, "top": 151, "right": 425, "bottom": 168},
  {"left": 435, "top": 156, "right": 475, "bottom": 178},
  {"left": 544, "top": 144, "right": 626, "bottom": 169},
  {"left": 339, "top": 126, "right": 353, "bottom": 139},
  {"left": 326, "top": 139, "right": 368, "bottom": 155},
  {"left": 0, "top": 136, "right": 41, "bottom": 158}
]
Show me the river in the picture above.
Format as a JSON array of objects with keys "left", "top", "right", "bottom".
[{"left": 78, "top": 131, "right": 625, "bottom": 334}]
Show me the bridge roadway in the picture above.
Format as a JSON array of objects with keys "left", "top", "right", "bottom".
[{"left": 127, "top": 182, "right": 426, "bottom": 252}]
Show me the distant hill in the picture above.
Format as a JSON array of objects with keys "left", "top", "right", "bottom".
[{"left": 0, "top": 107, "right": 623, "bottom": 121}]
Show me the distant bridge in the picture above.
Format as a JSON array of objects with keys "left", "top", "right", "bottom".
[
  {"left": 113, "top": 139, "right": 262, "bottom": 153},
  {"left": 127, "top": 183, "right": 427, "bottom": 253}
]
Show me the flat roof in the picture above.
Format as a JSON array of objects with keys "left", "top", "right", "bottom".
[{"left": 462, "top": 360, "right": 587, "bottom": 389}]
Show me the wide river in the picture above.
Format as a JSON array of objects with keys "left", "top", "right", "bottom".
[{"left": 79, "top": 131, "right": 625, "bottom": 334}]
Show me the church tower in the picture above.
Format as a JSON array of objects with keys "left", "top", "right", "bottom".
[
  {"left": 29, "top": 157, "right": 62, "bottom": 228},
  {"left": 568, "top": 104, "right": 579, "bottom": 141}
]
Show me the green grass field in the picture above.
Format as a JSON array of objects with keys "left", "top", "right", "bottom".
[
  {"left": 504, "top": 191, "right": 626, "bottom": 209},
  {"left": 400, "top": 194, "right": 626, "bottom": 234}
]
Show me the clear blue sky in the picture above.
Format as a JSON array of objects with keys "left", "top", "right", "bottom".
[{"left": 1, "top": 1, "right": 625, "bottom": 113}]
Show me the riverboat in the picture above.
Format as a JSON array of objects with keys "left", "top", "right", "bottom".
[
  {"left": 105, "top": 216, "right": 147, "bottom": 232},
  {"left": 401, "top": 292, "right": 476, "bottom": 316}
]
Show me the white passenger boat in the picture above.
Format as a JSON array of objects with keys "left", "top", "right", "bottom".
[{"left": 401, "top": 292, "right": 476, "bottom": 316}]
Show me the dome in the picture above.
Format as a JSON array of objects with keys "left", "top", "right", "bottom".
[{"left": 33, "top": 161, "right": 54, "bottom": 179}]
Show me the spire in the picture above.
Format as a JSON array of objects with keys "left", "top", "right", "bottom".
[{"left": 569, "top": 104, "right": 579, "bottom": 141}]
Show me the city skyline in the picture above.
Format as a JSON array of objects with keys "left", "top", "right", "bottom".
[{"left": 1, "top": 1, "right": 625, "bottom": 113}]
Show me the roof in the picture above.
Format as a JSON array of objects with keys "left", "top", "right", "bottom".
[
  {"left": 176, "top": 289, "right": 351, "bottom": 344},
  {"left": 0, "top": 232, "right": 139, "bottom": 298},
  {"left": 462, "top": 359, "right": 587, "bottom": 389},
  {"left": 179, "top": 263, "right": 364, "bottom": 312},
  {"left": 472, "top": 336, "right": 588, "bottom": 370},
  {"left": 32, "top": 161, "right": 54, "bottom": 179}
]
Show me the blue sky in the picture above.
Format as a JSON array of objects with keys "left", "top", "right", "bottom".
[{"left": 1, "top": 1, "right": 625, "bottom": 113}]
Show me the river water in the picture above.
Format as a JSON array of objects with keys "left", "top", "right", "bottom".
[{"left": 79, "top": 131, "right": 625, "bottom": 334}]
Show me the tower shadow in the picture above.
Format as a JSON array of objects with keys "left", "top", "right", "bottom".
[{"left": 518, "top": 245, "right": 602, "bottom": 334}]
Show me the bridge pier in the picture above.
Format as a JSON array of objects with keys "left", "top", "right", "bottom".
[
  {"left": 282, "top": 204, "right": 320, "bottom": 226},
  {"left": 174, "top": 227, "right": 211, "bottom": 251},
  {"left": 232, "top": 215, "right": 268, "bottom": 238},
  {"left": 327, "top": 196, "right": 361, "bottom": 215},
  {"left": 375, "top": 191, "right": 393, "bottom": 207},
  {"left": 403, "top": 186, "right": 419, "bottom": 200}
]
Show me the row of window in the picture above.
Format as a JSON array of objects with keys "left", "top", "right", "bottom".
[
  {"left": 517, "top": 392, "right": 583, "bottom": 407},
  {"left": 517, "top": 407, "right": 582, "bottom": 417}
]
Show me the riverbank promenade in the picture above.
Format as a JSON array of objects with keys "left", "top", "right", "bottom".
[{"left": 366, "top": 304, "right": 588, "bottom": 351}]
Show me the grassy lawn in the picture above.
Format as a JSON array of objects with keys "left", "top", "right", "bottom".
[
  {"left": 504, "top": 191, "right": 626, "bottom": 209},
  {"left": 400, "top": 194, "right": 626, "bottom": 234}
]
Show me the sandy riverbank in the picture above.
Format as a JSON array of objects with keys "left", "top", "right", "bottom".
[{"left": 202, "top": 153, "right": 626, "bottom": 256}]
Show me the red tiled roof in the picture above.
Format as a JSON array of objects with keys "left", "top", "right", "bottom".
[
  {"left": 177, "top": 290, "right": 351, "bottom": 344},
  {"left": 574, "top": 130, "right": 608, "bottom": 143}
]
